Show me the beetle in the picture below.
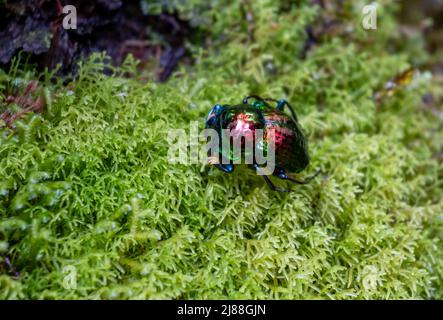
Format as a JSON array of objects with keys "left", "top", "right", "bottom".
[{"left": 205, "top": 95, "right": 320, "bottom": 192}]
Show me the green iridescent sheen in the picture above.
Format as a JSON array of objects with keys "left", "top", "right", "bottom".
[{"left": 205, "top": 98, "right": 310, "bottom": 173}]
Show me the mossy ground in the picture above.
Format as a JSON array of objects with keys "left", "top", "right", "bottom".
[{"left": 0, "top": 1, "right": 442, "bottom": 299}]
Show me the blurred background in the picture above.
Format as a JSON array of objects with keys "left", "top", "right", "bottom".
[{"left": 1, "top": 0, "right": 442, "bottom": 80}]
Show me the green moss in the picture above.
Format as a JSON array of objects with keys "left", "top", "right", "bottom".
[{"left": 0, "top": 1, "right": 442, "bottom": 299}]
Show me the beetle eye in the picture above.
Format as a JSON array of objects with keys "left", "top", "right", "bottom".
[
  {"left": 206, "top": 104, "right": 222, "bottom": 122},
  {"left": 212, "top": 104, "right": 222, "bottom": 115}
]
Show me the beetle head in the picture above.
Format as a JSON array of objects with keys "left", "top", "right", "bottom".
[{"left": 205, "top": 104, "right": 224, "bottom": 128}]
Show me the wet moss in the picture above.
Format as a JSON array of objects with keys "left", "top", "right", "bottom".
[{"left": 0, "top": 0, "right": 442, "bottom": 299}]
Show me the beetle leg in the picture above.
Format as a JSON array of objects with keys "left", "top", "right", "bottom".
[
  {"left": 208, "top": 149, "right": 234, "bottom": 173},
  {"left": 262, "top": 175, "right": 291, "bottom": 192},
  {"left": 243, "top": 95, "right": 273, "bottom": 108},
  {"left": 242, "top": 95, "right": 266, "bottom": 104},
  {"left": 276, "top": 168, "right": 321, "bottom": 185},
  {"left": 245, "top": 96, "right": 300, "bottom": 122},
  {"left": 213, "top": 163, "right": 235, "bottom": 173},
  {"left": 251, "top": 164, "right": 291, "bottom": 192},
  {"left": 275, "top": 99, "right": 299, "bottom": 122}
]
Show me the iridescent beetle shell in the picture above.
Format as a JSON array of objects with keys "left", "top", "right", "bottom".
[{"left": 205, "top": 96, "right": 319, "bottom": 192}]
